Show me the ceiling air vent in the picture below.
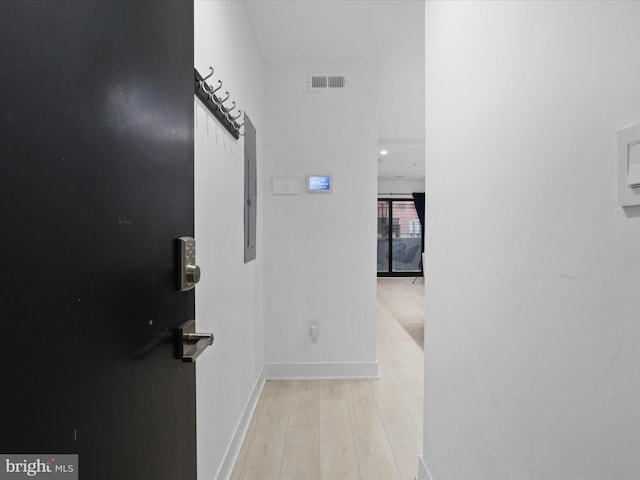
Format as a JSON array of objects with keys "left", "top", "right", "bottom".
[{"left": 307, "top": 73, "right": 347, "bottom": 92}]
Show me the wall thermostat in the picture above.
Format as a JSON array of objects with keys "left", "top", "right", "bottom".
[{"left": 307, "top": 175, "right": 332, "bottom": 193}]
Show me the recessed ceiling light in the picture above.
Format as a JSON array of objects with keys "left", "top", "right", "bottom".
[{"left": 379, "top": 150, "right": 388, "bottom": 156}]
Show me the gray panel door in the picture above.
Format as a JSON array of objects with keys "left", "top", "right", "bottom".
[{"left": 244, "top": 115, "right": 257, "bottom": 263}]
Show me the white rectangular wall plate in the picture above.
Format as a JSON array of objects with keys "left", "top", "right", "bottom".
[
  {"left": 617, "top": 123, "right": 640, "bottom": 206},
  {"left": 272, "top": 175, "right": 300, "bottom": 195}
]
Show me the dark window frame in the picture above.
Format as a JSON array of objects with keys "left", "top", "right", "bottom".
[{"left": 377, "top": 197, "right": 423, "bottom": 278}]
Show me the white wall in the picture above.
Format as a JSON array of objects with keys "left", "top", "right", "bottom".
[
  {"left": 262, "top": 64, "right": 378, "bottom": 378},
  {"left": 423, "top": 1, "right": 640, "bottom": 479},
  {"left": 194, "top": 2, "right": 264, "bottom": 479},
  {"left": 378, "top": 179, "right": 424, "bottom": 196}
]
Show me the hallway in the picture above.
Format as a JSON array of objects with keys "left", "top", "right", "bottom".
[{"left": 230, "top": 278, "right": 424, "bottom": 480}]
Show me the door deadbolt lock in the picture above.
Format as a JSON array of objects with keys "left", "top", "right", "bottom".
[
  {"left": 186, "top": 264, "right": 201, "bottom": 285},
  {"left": 179, "top": 237, "right": 201, "bottom": 291}
]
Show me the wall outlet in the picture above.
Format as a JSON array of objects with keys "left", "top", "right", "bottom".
[{"left": 309, "top": 318, "right": 319, "bottom": 343}]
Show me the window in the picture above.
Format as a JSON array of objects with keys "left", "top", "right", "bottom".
[
  {"left": 408, "top": 220, "right": 421, "bottom": 238},
  {"left": 377, "top": 199, "right": 422, "bottom": 276}
]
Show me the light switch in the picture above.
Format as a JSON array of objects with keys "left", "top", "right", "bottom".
[
  {"left": 627, "top": 142, "right": 640, "bottom": 188},
  {"left": 617, "top": 123, "right": 640, "bottom": 206}
]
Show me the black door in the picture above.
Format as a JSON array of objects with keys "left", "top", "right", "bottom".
[{"left": 0, "top": 2, "right": 196, "bottom": 479}]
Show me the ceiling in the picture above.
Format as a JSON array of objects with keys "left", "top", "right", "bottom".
[{"left": 242, "top": 0, "right": 425, "bottom": 181}]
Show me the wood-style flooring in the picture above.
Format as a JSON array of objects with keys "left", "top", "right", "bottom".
[{"left": 230, "top": 277, "right": 425, "bottom": 480}]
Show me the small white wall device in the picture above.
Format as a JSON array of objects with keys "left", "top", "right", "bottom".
[
  {"left": 272, "top": 175, "right": 300, "bottom": 195},
  {"left": 307, "top": 175, "right": 332, "bottom": 193},
  {"left": 617, "top": 123, "right": 640, "bottom": 206}
]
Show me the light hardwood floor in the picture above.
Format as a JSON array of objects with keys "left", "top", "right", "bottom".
[{"left": 231, "top": 277, "right": 425, "bottom": 480}]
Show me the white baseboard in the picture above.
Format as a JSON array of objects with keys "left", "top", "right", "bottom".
[
  {"left": 417, "top": 455, "right": 434, "bottom": 480},
  {"left": 264, "top": 361, "right": 379, "bottom": 379},
  {"left": 215, "top": 366, "right": 266, "bottom": 480}
]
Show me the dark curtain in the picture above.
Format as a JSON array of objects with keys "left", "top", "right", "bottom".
[
  {"left": 412, "top": 192, "right": 425, "bottom": 275},
  {"left": 412, "top": 192, "right": 425, "bottom": 240}
]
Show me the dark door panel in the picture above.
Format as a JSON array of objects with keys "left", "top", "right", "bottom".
[{"left": 0, "top": 2, "right": 195, "bottom": 479}]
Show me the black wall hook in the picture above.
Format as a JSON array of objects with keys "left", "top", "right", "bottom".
[{"left": 194, "top": 68, "right": 240, "bottom": 140}]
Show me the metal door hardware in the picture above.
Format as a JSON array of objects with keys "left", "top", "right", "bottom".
[
  {"left": 178, "top": 320, "right": 214, "bottom": 362},
  {"left": 178, "top": 236, "right": 201, "bottom": 291}
]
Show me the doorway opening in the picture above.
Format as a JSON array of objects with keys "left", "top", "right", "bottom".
[{"left": 377, "top": 198, "right": 423, "bottom": 277}]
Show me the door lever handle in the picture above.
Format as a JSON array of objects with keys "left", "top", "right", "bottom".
[
  {"left": 184, "top": 332, "right": 214, "bottom": 345},
  {"left": 178, "top": 320, "right": 214, "bottom": 362}
]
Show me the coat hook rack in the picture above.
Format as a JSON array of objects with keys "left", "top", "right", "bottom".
[{"left": 194, "top": 67, "right": 244, "bottom": 140}]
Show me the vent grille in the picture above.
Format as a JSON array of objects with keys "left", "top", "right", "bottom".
[
  {"left": 328, "top": 76, "right": 345, "bottom": 88},
  {"left": 308, "top": 73, "right": 347, "bottom": 92},
  {"left": 311, "top": 76, "right": 327, "bottom": 89}
]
